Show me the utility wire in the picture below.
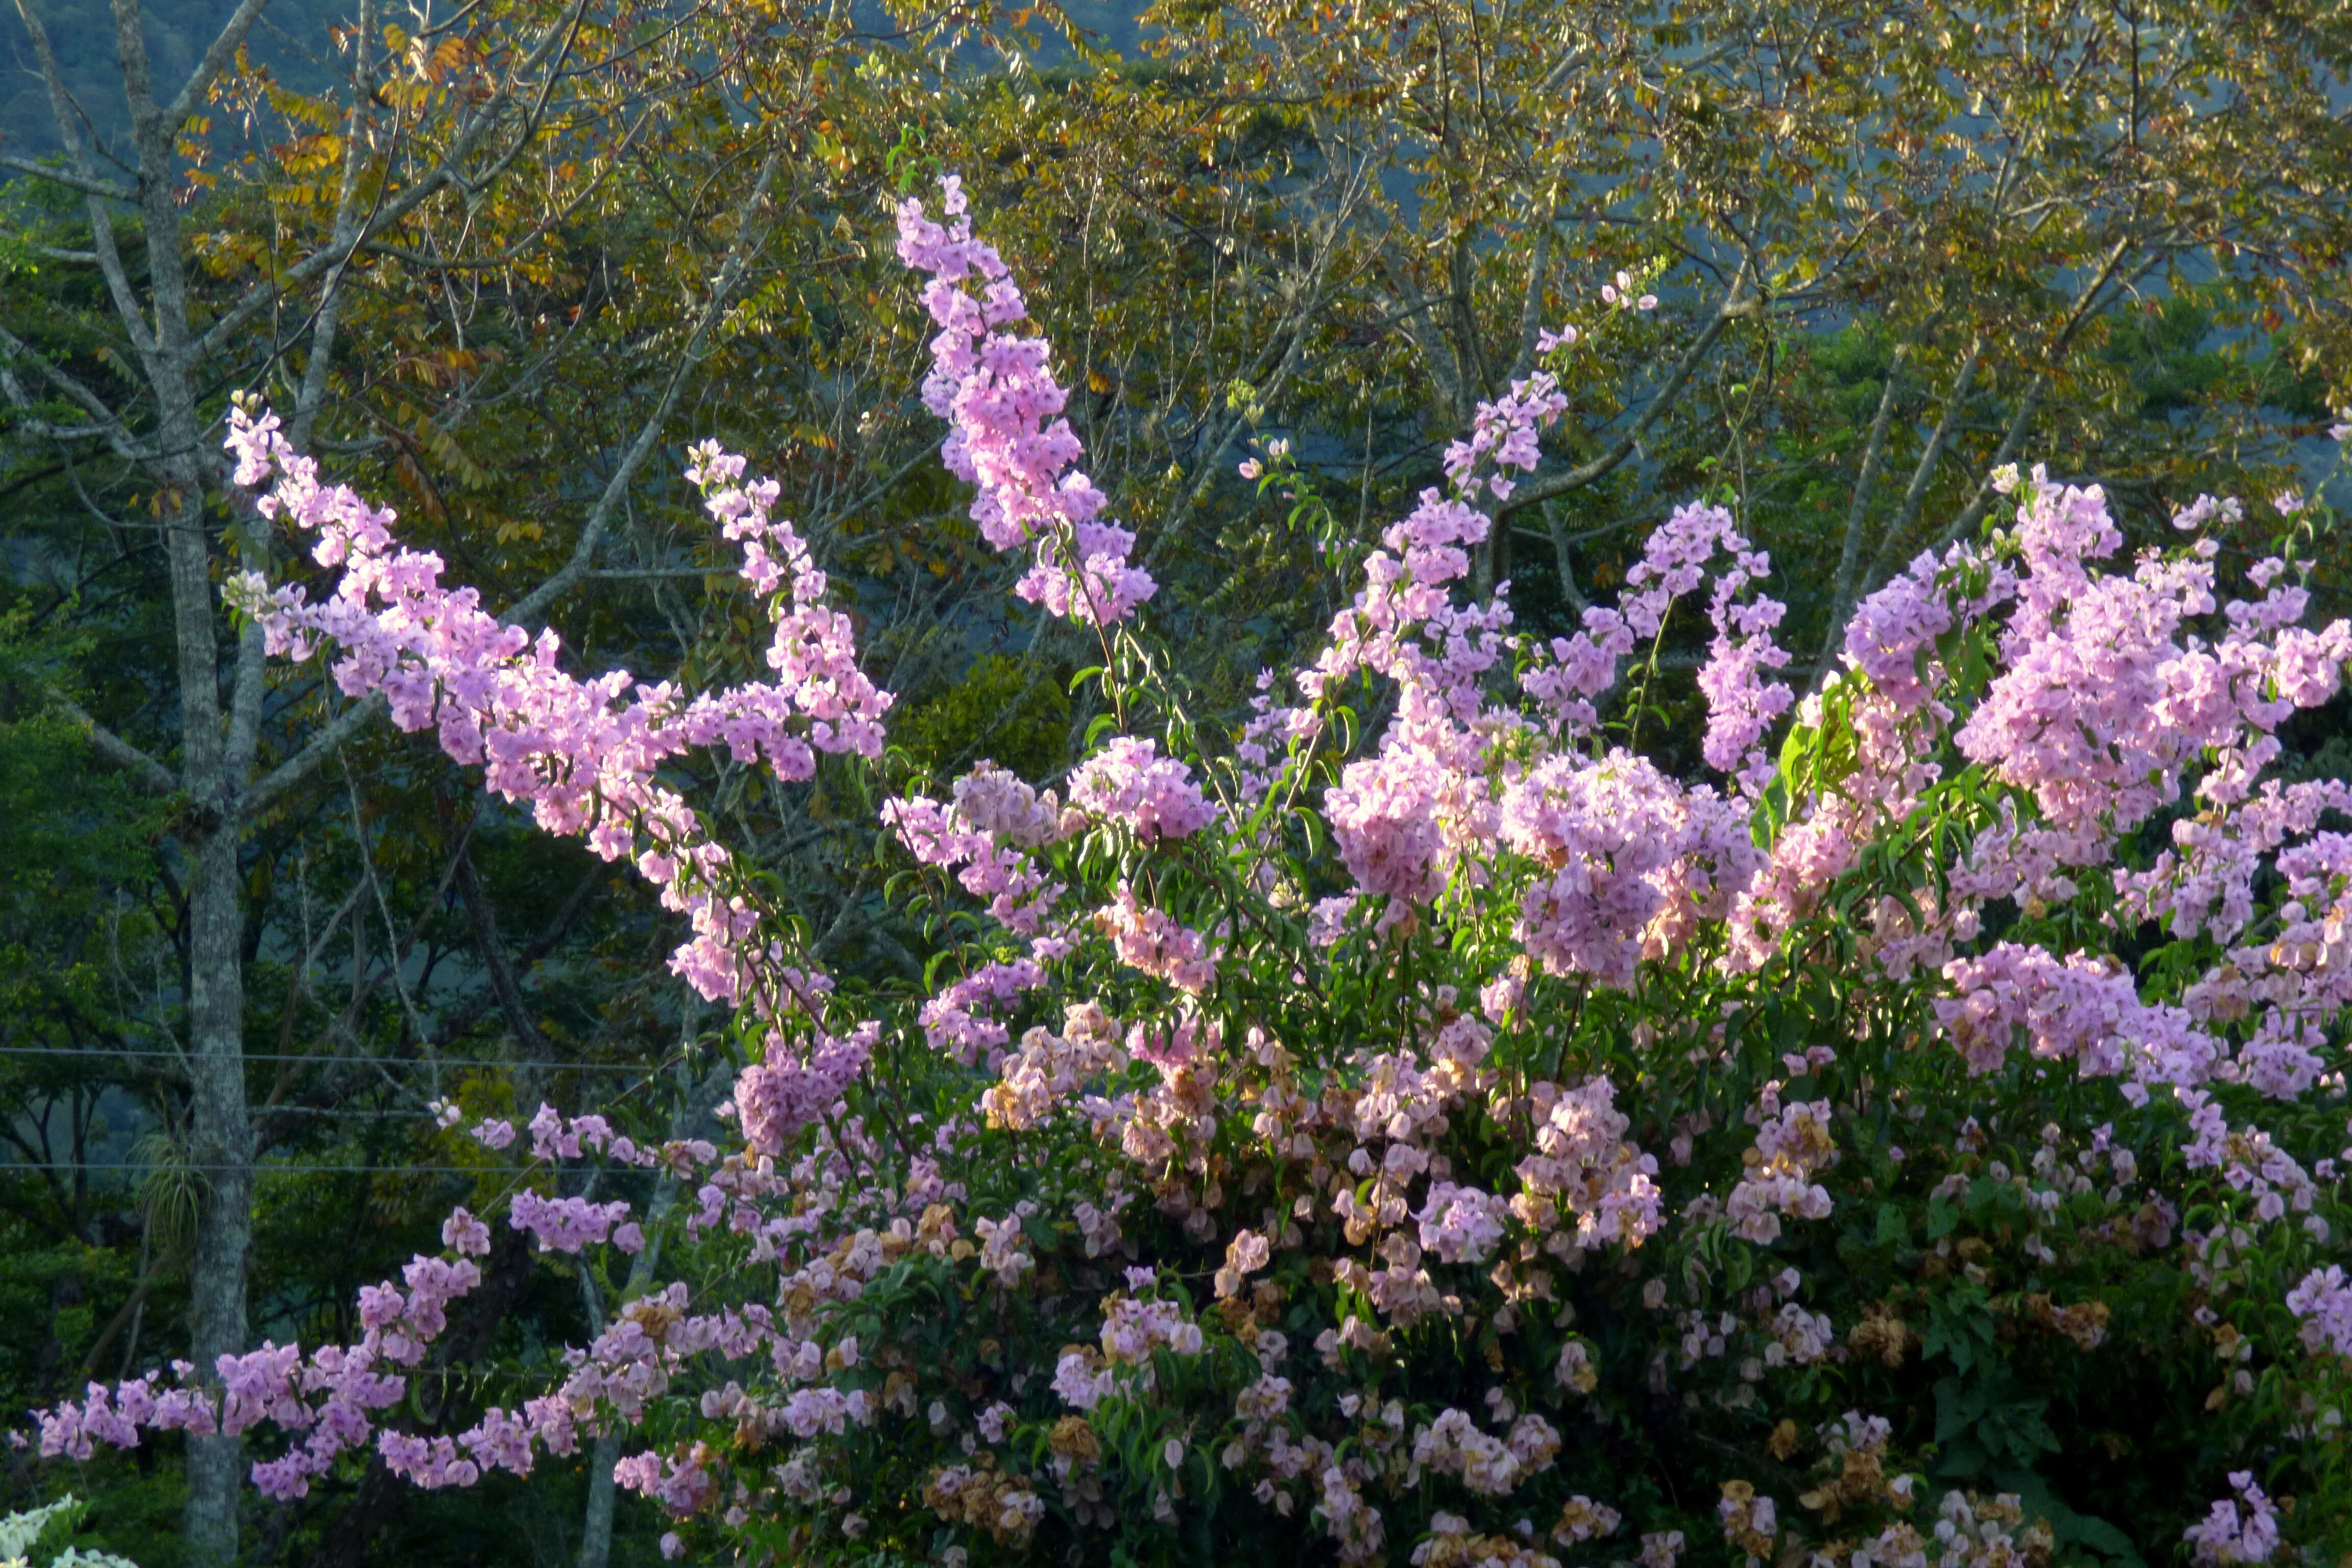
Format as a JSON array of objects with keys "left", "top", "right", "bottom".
[
  {"left": 0, "top": 1046, "right": 670, "bottom": 1072},
  {"left": 0, "top": 1163, "right": 553, "bottom": 1175}
]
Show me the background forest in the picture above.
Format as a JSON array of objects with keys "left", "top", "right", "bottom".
[{"left": 1, "top": 0, "right": 2349, "bottom": 1564}]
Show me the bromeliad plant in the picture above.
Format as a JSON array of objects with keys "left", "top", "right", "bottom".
[{"left": 27, "top": 176, "right": 2352, "bottom": 1568}]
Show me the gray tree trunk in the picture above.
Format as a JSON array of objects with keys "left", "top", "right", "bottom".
[
  {"left": 578, "top": 1432, "right": 626, "bottom": 1568},
  {"left": 183, "top": 824, "right": 257, "bottom": 1564}
]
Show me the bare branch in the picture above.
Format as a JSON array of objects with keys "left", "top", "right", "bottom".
[
  {"left": 51, "top": 693, "right": 180, "bottom": 796},
  {"left": 1496, "top": 266, "right": 1761, "bottom": 519},
  {"left": 239, "top": 692, "right": 387, "bottom": 821},
  {"left": 1, "top": 413, "right": 124, "bottom": 444},
  {"left": 0, "top": 154, "right": 134, "bottom": 201},
  {"left": 286, "top": 0, "right": 376, "bottom": 453},
  {"left": 1539, "top": 500, "right": 1592, "bottom": 615},
  {"left": 109, "top": 0, "right": 158, "bottom": 128},
  {"left": 0, "top": 325, "right": 156, "bottom": 461},
  {"left": 1533, "top": 42, "right": 1590, "bottom": 97},
  {"left": 1508, "top": 222, "right": 1554, "bottom": 384},
  {"left": 1880, "top": 340, "right": 1982, "bottom": 546},
  {"left": 1148, "top": 184, "right": 1367, "bottom": 565},
  {"left": 1924, "top": 381, "right": 2042, "bottom": 557},
  {"left": 453, "top": 851, "right": 550, "bottom": 1056},
  {"left": 183, "top": 0, "right": 596, "bottom": 369},
  {"left": 1382, "top": 258, "right": 1466, "bottom": 419},
  {"left": 186, "top": 176, "right": 449, "bottom": 370},
  {"left": 158, "top": 0, "right": 274, "bottom": 135},
  {"left": 11, "top": 0, "right": 158, "bottom": 356},
  {"left": 504, "top": 145, "right": 787, "bottom": 626},
  {"left": 1818, "top": 342, "right": 1907, "bottom": 677},
  {"left": 1903, "top": 239, "right": 2139, "bottom": 572}
]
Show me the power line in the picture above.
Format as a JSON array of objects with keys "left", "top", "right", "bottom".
[
  {"left": 256, "top": 1105, "right": 538, "bottom": 1119},
  {"left": 254, "top": 1105, "right": 461, "bottom": 1118},
  {"left": 0, "top": 1163, "right": 553, "bottom": 1175},
  {"left": 0, "top": 1047, "right": 681, "bottom": 1073}
]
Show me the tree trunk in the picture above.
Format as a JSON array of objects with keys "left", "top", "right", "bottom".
[
  {"left": 184, "top": 823, "right": 255, "bottom": 1566},
  {"left": 578, "top": 1431, "right": 625, "bottom": 1568},
  {"left": 148, "top": 189, "right": 256, "bottom": 1560}
]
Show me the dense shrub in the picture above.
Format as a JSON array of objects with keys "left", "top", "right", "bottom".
[{"left": 26, "top": 179, "right": 2352, "bottom": 1568}]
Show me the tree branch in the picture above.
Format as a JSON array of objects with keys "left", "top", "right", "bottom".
[
  {"left": 0, "top": 324, "right": 156, "bottom": 462},
  {"left": 1902, "top": 238, "right": 2138, "bottom": 573},
  {"left": 1507, "top": 222, "right": 1554, "bottom": 384},
  {"left": 1147, "top": 162, "right": 1370, "bottom": 560},
  {"left": 0, "top": 154, "right": 133, "bottom": 201},
  {"left": 285, "top": 0, "right": 374, "bottom": 455},
  {"left": 12, "top": 0, "right": 157, "bottom": 357},
  {"left": 158, "top": 0, "right": 274, "bottom": 135},
  {"left": 51, "top": 693, "right": 180, "bottom": 796},
  {"left": 1382, "top": 255, "right": 1466, "bottom": 419},
  {"left": 1879, "top": 339, "right": 1982, "bottom": 548},
  {"left": 181, "top": 0, "right": 600, "bottom": 369},
  {"left": 1924, "top": 380, "right": 2042, "bottom": 556},
  {"left": 505, "top": 145, "right": 786, "bottom": 626},
  {"left": 1496, "top": 265, "right": 1761, "bottom": 519},
  {"left": 109, "top": 0, "right": 158, "bottom": 130},
  {"left": 239, "top": 692, "right": 387, "bottom": 821},
  {"left": 1818, "top": 341, "right": 1907, "bottom": 676},
  {"left": 453, "top": 851, "right": 551, "bottom": 1056}
]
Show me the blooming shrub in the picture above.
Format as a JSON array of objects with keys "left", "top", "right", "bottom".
[{"left": 26, "top": 178, "right": 2352, "bottom": 1567}]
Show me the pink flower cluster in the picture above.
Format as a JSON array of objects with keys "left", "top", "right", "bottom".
[
  {"left": 2184, "top": 1472, "right": 2280, "bottom": 1565},
  {"left": 1937, "top": 945, "right": 2153, "bottom": 1080},
  {"left": 1959, "top": 469, "right": 2347, "bottom": 853},
  {"left": 883, "top": 775, "right": 1064, "bottom": 937},
  {"left": 920, "top": 961, "right": 1047, "bottom": 1066},
  {"left": 1304, "top": 485, "right": 1513, "bottom": 727},
  {"left": 1235, "top": 667, "right": 1328, "bottom": 803},
  {"left": 509, "top": 1191, "right": 635, "bottom": 1253},
  {"left": 224, "top": 408, "right": 887, "bottom": 1086},
  {"left": 1409, "top": 1406, "right": 1560, "bottom": 1497},
  {"left": 1842, "top": 545, "right": 2012, "bottom": 716},
  {"left": 1051, "top": 1278, "right": 1207, "bottom": 1412},
  {"left": 1500, "top": 751, "right": 1747, "bottom": 988},
  {"left": 894, "top": 177, "right": 1154, "bottom": 625},
  {"left": 1512, "top": 1076, "right": 1664, "bottom": 1252},
  {"left": 731, "top": 1021, "right": 878, "bottom": 1152},
  {"left": 37, "top": 1239, "right": 487, "bottom": 1500},
  {"left": 2285, "top": 1264, "right": 2352, "bottom": 1356},
  {"left": 981, "top": 1009, "right": 1126, "bottom": 1132},
  {"left": 615, "top": 1446, "right": 717, "bottom": 1515},
  {"left": 1066, "top": 737, "right": 1219, "bottom": 844},
  {"left": 1726, "top": 1091, "right": 1837, "bottom": 1243},
  {"left": 1414, "top": 1184, "right": 1511, "bottom": 1265},
  {"left": 1096, "top": 884, "right": 1218, "bottom": 994},
  {"left": 1443, "top": 372, "right": 1570, "bottom": 502},
  {"left": 1693, "top": 524, "right": 1795, "bottom": 790}
]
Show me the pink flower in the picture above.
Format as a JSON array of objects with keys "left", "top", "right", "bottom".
[
  {"left": 440, "top": 1209, "right": 492, "bottom": 1257},
  {"left": 220, "top": 405, "right": 891, "bottom": 1017},
  {"left": 1068, "top": 737, "right": 1218, "bottom": 843},
  {"left": 895, "top": 180, "right": 1155, "bottom": 626}
]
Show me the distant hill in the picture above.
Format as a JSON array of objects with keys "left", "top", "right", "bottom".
[
  {"left": 1, "top": 0, "right": 366, "bottom": 165},
  {"left": 1, "top": 0, "right": 1154, "bottom": 168}
]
